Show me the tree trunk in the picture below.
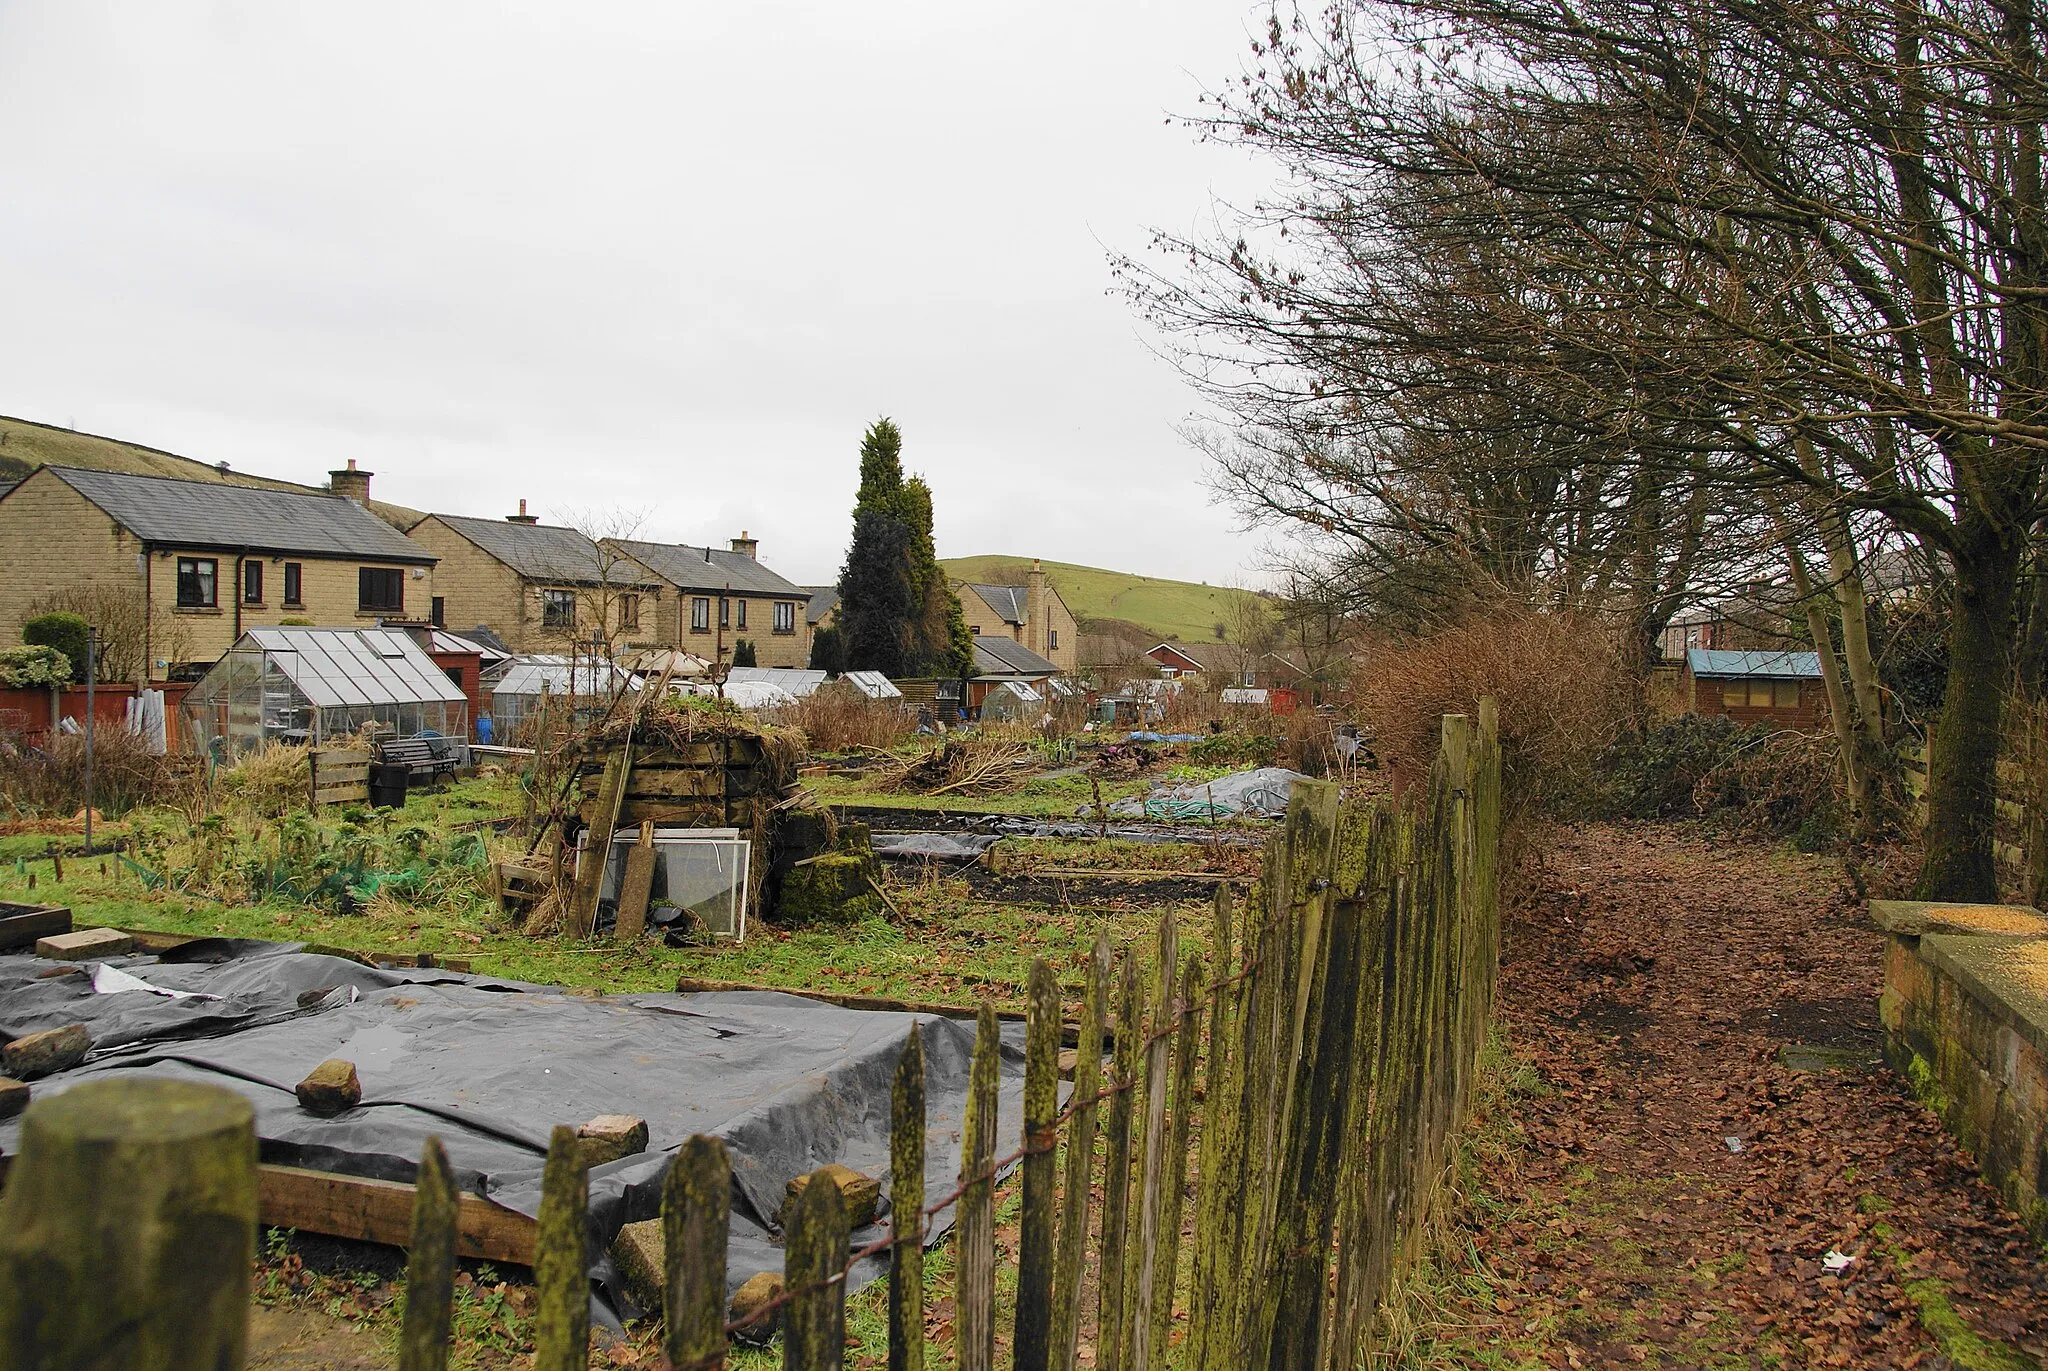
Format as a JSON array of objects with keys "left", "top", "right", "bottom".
[
  {"left": 1916, "top": 532, "right": 2024, "bottom": 900},
  {"left": 1782, "top": 539, "right": 1871, "bottom": 824}
]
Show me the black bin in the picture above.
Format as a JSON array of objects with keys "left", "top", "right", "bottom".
[{"left": 368, "top": 762, "right": 410, "bottom": 809}]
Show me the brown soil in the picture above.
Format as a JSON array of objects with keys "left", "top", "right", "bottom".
[{"left": 1428, "top": 822, "right": 2048, "bottom": 1367}]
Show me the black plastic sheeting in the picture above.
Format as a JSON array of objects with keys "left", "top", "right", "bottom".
[{"left": 0, "top": 940, "right": 1026, "bottom": 1326}]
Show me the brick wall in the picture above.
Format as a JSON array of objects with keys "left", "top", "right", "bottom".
[{"left": 1685, "top": 673, "right": 1828, "bottom": 728}]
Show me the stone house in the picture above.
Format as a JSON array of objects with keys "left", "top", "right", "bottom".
[
  {"left": 0, "top": 465, "right": 436, "bottom": 682},
  {"left": 603, "top": 533, "right": 814, "bottom": 670},
  {"left": 1143, "top": 638, "right": 1307, "bottom": 689},
  {"left": 404, "top": 504, "right": 662, "bottom": 654},
  {"left": 954, "top": 561, "right": 1078, "bottom": 674}
]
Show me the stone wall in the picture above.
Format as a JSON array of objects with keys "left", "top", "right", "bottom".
[{"left": 1876, "top": 898, "right": 2048, "bottom": 1242}]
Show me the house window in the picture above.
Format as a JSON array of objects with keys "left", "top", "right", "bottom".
[
  {"left": 774, "top": 601, "right": 796, "bottom": 634},
  {"left": 1047, "top": 628, "right": 1058, "bottom": 651},
  {"left": 283, "top": 562, "right": 303, "bottom": 606},
  {"left": 1722, "top": 682, "right": 1748, "bottom": 708},
  {"left": 176, "top": 557, "right": 217, "bottom": 608},
  {"left": 1242, "top": 669, "right": 1257, "bottom": 688},
  {"left": 241, "top": 560, "right": 263, "bottom": 605},
  {"left": 736, "top": 599, "right": 747, "bottom": 630},
  {"left": 1774, "top": 680, "right": 1800, "bottom": 708},
  {"left": 541, "top": 589, "right": 576, "bottom": 628},
  {"left": 691, "top": 597, "right": 711, "bottom": 632},
  {"left": 359, "top": 567, "right": 405, "bottom": 613},
  {"left": 1749, "top": 681, "right": 1775, "bottom": 708},
  {"left": 431, "top": 596, "right": 445, "bottom": 628},
  {"left": 719, "top": 597, "right": 731, "bottom": 629},
  {"left": 969, "top": 624, "right": 982, "bottom": 636},
  {"left": 619, "top": 593, "right": 641, "bottom": 631}
]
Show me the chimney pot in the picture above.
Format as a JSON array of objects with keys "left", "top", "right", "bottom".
[
  {"left": 729, "top": 530, "right": 760, "bottom": 560},
  {"left": 505, "top": 498, "right": 540, "bottom": 525}
]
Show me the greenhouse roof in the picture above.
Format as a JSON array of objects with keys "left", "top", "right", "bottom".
[
  {"left": 726, "top": 667, "right": 827, "bottom": 697},
  {"left": 236, "top": 628, "right": 469, "bottom": 708},
  {"left": 492, "top": 659, "right": 641, "bottom": 697},
  {"left": 840, "top": 670, "right": 902, "bottom": 700}
]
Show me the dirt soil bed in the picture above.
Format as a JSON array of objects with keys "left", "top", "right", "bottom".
[{"left": 1426, "top": 823, "right": 2048, "bottom": 1368}]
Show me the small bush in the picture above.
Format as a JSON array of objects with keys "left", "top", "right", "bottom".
[
  {"left": 217, "top": 742, "right": 312, "bottom": 818},
  {"left": 774, "top": 690, "right": 915, "bottom": 752},
  {"left": 1354, "top": 609, "right": 1633, "bottom": 814},
  {"left": 22, "top": 613, "right": 88, "bottom": 681},
  {"left": 0, "top": 644, "right": 71, "bottom": 688},
  {"left": 1594, "top": 715, "right": 1759, "bottom": 819},
  {"left": 0, "top": 724, "right": 176, "bottom": 818},
  {"left": 1691, "top": 728, "right": 1845, "bottom": 843}
]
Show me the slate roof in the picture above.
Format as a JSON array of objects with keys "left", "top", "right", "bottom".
[
  {"left": 966, "top": 583, "right": 1028, "bottom": 624},
  {"left": 608, "top": 539, "right": 807, "bottom": 597},
  {"left": 805, "top": 586, "right": 839, "bottom": 625},
  {"left": 973, "top": 634, "right": 1059, "bottom": 677},
  {"left": 428, "top": 515, "right": 656, "bottom": 586},
  {"left": 43, "top": 466, "right": 432, "bottom": 562},
  {"left": 1685, "top": 649, "right": 1824, "bottom": 679}
]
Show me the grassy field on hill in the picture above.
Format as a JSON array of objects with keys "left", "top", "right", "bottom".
[{"left": 942, "top": 554, "right": 1269, "bottom": 644}]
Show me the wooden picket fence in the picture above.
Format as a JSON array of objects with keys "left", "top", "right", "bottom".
[{"left": 0, "top": 705, "right": 1502, "bottom": 1371}]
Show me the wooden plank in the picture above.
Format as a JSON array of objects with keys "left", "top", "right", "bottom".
[
  {"left": 0, "top": 905, "right": 71, "bottom": 951},
  {"left": 569, "top": 751, "right": 629, "bottom": 938},
  {"left": 1143, "top": 955, "right": 1202, "bottom": 1367},
  {"left": 312, "top": 749, "right": 372, "bottom": 767},
  {"left": 620, "top": 770, "right": 726, "bottom": 801},
  {"left": 533, "top": 1126, "right": 589, "bottom": 1371},
  {"left": 615, "top": 822, "right": 656, "bottom": 942},
  {"left": 672, "top": 977, "right": 1114, "bottom": 1049},
  {"left": 1095, "top": 955, "right": 1141, "bottom": 1371},
  {"left": 1127, "top": 910, "right": 1178, "bottom": 1371},
  {"left": 313, "top": 784, "right": 371, "bottom": 806},
  {"left": 1050, "top": 941, "right": 1105, "bottom": 1371},
  {"left": 254, "top": 1164, "right": 538, "bottom": 1266},
  {"left": 663, "top": 1135, "right": 731, "bottom": 1370}
]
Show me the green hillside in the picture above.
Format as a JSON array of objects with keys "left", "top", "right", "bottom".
[{"left": 942, "top": 555, "right": 1270, "bottom": 645}]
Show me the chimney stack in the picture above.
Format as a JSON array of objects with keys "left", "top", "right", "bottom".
[
  {"left": 328, "top": 458, "right": 372, "bottom": 504},
  {"left": 730, "top": 530, "right": 759, "bottom": 560},
  {"left": 506, "top": 499, "right": 540, "bottom": 525}
]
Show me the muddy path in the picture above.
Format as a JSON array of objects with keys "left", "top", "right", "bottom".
[{"left": 1428, "top": 823, "right": 2048, "bottom": 1368}]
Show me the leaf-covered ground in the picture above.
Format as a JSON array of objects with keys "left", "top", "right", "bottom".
[{"left": 1408, "top": 823, "right": 2048, "bottom": 1369}]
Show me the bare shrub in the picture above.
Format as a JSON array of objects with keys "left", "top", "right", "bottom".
[
  {"left": 777, "top": 691, "right": 914, "bottom": 752},
  {"left": 1354, "top": 610, "right": 1633, "bottom": 812},
  {"left": 215, "top": 742, "right": 312, "bottom": 819},
  {"left": 0, "top": 724, "right": 177, "bottom": 819}
]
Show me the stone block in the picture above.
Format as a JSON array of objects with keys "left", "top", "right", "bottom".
[
  {"left": 3, "top": 1024, "right": 90, "bottom": 1079},
  {"left": 295, "top": 1059, "right": 362, "bottom": 1116},
  {"left": 577, "top": 1114, "right": 649, "bottom": 1168},
  {"left": 609, "top": 1218, "right": 664, "bottom": 1313},
  {"left": 35, "top": 927, "right": 134, "bottom": 961},
  {"left": 729, "top": 1270, "right": 784, "bottom": 1345},
  {"left": 780, "top": 1162, "right": 881, "bottom": 1232},
  {"left": 0, "top": 1076, "right": 27, "bottom": 1120}
]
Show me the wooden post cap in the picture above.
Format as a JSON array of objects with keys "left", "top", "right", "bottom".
[
  {"left": 0, "top": 1079, "right": 257, "bottom": 1370},
  {"left": 2, "top": 1024, "right": 90, "bottom": 1080},
  {"left": 576, "top": 1115, "right": 649, "bottom": 1168},
  {"left": 294, "top": 1059, "right": 363, "bottom": 1116}
]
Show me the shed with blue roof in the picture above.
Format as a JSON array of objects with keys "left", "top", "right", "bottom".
[{"left": 1681, "top": 648, "right": 1828, "bottom": 726}]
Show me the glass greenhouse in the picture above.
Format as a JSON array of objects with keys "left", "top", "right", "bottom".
[
  {"left": 487, "top": 657, "right": 641, "bottom": 740},
  {"left": 179, "top": 628, "right": 470, "bottom": 761}
]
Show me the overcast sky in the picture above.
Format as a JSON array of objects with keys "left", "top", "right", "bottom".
[{"left": 0, "top": 1, "right": 1282, "bottom": 587}]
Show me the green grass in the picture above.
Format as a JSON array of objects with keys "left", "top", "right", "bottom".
[
  {"left": 941, "top": 555, "right": 1271, "bottom": 645},
  {"left": 802, "top": 768, "right": 1161, "bottom": 818}
]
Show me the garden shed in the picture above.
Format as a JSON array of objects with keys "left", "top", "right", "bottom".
[
  {"left": 1681, "top": 649, "right": 1827, "bottom": 727},
  {"left": 178, "top": 628, "right": 470, "bottom": 760}
]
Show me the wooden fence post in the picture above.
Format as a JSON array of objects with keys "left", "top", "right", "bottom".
[
  {"left": 1191, "top": 884, "right": 1242, "bottom": 1371},
  {"left": 783, "top": 1169, "right": 848, "bottom": 1371},
  {"left": 0, "top": 1079, "right": 257, "bottom": 1371},
  {"left": 1051, "top": 939, "right": 1107, "bottom": 1371},
  {"left": 955, "top": 1002, "right": 1001, "bottom": 1371},
  {"left": 1141, "top": 955, "right": 1203, "bottom": 1368},
  {"left": 888, "top": 1028, "right": 926, "bottom": 1371},
  {"left": 398, "top": 1137, "right": 459, "bottom": 1371},
  {"left": 664, "top": 1134, "right": 731, "bottom": 1371},
  {"left": 1097, "top": 953, "right": 1142, "bottom": 1371},
  {"left": 1015, "top": 959, "right": 1062, "bottom": 1371},
  {"left": 533, "top": 1125, "right": 590, "bottom": 1371},
  {"left": 1127, "top": 909, "right": 1178, "bottom": 1368}
]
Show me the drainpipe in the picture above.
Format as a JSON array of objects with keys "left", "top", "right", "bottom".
[{"left": 142, "top": 542, "right": 153, "bottom": 685}]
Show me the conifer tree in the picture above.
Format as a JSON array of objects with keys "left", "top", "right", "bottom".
[{"left": 835, "top": 418, "right": 970, "bottom": 676}]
